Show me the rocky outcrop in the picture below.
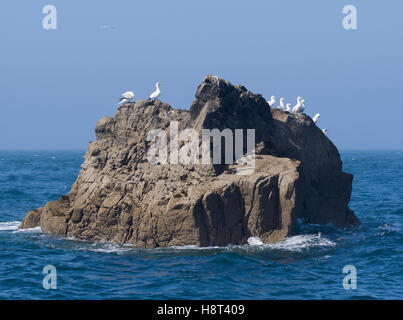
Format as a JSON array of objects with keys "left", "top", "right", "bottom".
[{"left": 20, "top": 75, "right": 358, "bottom": 247}]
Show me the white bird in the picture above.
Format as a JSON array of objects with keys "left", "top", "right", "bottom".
[
  {"left": 285, "top": 103, "right": 291, "bottom": 112},
  {"left": 149, "top": 82, "right": 161, "bottom": 100},
  {"left": 313, "top": 113, "right": 320, "bottom": 123},
  {"left": 119, "top": 91, "right": 134, "bottom": 105},
  {"left": 276, "top": 97, "right": 285, "bottom": 110},
  {"left": 300, "top": 99, "right": 306, "bottom": 112},
  {"left": 99, "top": 25, "right": 114, "bottom": 30},
  {"left": 322, "top": 128, "right": 328, "bottom": 135},
  {"left": 292, "top": 96, "right": 303, "bottom": 113},
  {"left": 267, "top": 96, "right": 276, "bottom": 107}
]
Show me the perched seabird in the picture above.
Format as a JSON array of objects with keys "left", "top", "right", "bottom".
[
  {"left": 267, "top": 96, "right": 276, "bottom": 107},
  {"left": 119, "top": 91, "right": 134, "bottom": 105},
  {"left": 322, "top": 128, "right": 328, "bottom": 135},
  {"left": 292, "top": 96, "right": 303, "bottom": 113},
  {"left": 276, "top": 97, "right": 285, "bottom": 110},
  {"left": 313, "top": 113, "right": 320, "bottom": 123},
  {"left": 300, "top": 99, "right": 306, "bottom": 112},
  {"left": 149, "top": 82, "right": 161, "bottom": 100},
  {"left": 285, "top": 103, "right": 291, "bottom": 112}
]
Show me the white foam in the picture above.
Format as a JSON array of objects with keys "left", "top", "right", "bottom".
[
  {"left": 155, "top": 233, "right": 335, "bottom": 252},
  {"left": 0, "top": 221, "right": 21, "bottom": 231},
  {"left": 376, "top": 223, "right": 400, "bottom": 236},
  {"left": 378, "top": 223, "right": 400, "bottom": 232},
  {"left": 13, "top": 226, "right": 42, "bottom": 233},
  {"left": 247, "top": 237, "right": 264, "bottom": 246},
  {"left": 146, "top": 233, "right": 335, "bottom": 252},
  {"left": 30, "top": 232, "right": 335, "bottom": 254},
  {"left": 169, "top": 245, "right": 221, "bottom": 250},
  {"left": 267, "top": 233, "right": 335, "bottom": 251},
  {"left": 88, "top": 242, "right": 133, "bottom": 254}
]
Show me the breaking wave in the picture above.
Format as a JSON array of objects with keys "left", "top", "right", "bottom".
[
  {"left": 264, "top": 233, "right": 336, "bottom": 251},
  {"left": 86, "top": 242, "right": 134, "bottom": 254},
  {"left": 247, "top": 237, "right": 264, "bottom": 246},
  {"left": 62, "top": 233, "right": 335, "bottom": 254},
  {"left": 0, "top": 221, "right": 21, "bottom": 231},
  {"left": 12, "top": 226, "right": 42, "bottom": 233}
]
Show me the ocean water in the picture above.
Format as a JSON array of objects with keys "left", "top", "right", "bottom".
[{"left": 0, "top": 150, "right": 401, "bottom": 300}]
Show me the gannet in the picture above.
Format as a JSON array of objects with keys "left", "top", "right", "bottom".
[
  {"left": 292, "top": 96, "right": 303, "bottom": 113},
  {"left": 313, "top": 113, "right": 320, "bottom": 123},
  {"left": 267, "top": 96, "right": 276, "bottom": 107},
  {"left": 99, "top": 25, "right": 114, "bottom": 30},
  {"left": 285, "top": 103, "right": 291, "bottom": 112},
  {"left": 322, "top": 128, "right": 328, "bottom": 135},
  {"left": 149, "top": 82, "right": 161, "bottom": 100},
  {"left": 300, "top": 99, "right": 306, "bottom": 112},
  {"left": 276, "top": 97, "right": 285, "bottom": 110},
  {"left": 119, "top": 91, "right": 134, "bottom": 105}
]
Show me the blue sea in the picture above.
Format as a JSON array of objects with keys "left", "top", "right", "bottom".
[{"left": 0, "top": 150, "right": 401, "bottom": 299}]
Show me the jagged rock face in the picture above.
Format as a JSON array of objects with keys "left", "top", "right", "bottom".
[
  {"left": 268, "top": 109, "right": 357, "bottom": 226},
  {"left": 20, "top": 75, "right": 358, "bottom": 247},
  {"left": 190, "top": 77, "right": 272, "bottom": 139}
]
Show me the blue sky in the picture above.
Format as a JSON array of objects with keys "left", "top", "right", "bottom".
[{"left": 0, "top": 0, "right": 402, "bottom": 150}]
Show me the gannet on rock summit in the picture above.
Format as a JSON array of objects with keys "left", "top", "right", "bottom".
[
  {"left": 300, "top": 99, "right": 306, "bottom": 112},
  {"left": 149, "top": 82, "right": 161, "bottom": 100},
  {"left": 276, "top": 97, "right": 285, "bottom": 110},
  {"left": 119, "top": 91, "right": 134, "bottom": 105},
  {"left": 267, "top": 96, "right": 276, "bottom": 107},
  {"left": 292, "top": 96, "right": 303, "bottom": 113}
]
